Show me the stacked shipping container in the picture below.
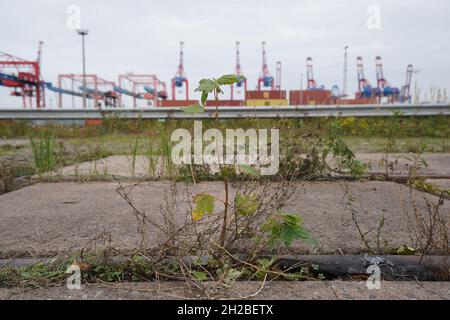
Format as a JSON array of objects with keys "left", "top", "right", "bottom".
[
  {"left": 245, "top": 90, "right": 288, "bottom": 106},
  {"left": 336, "top": 98, "right": 378, "bottom": 105},
  {"left": 157, "top": 91, "right": 379, "bottom": 107},
  {"left": 205, "top": 100, "right": 245, "bottom": 106},
  {"left": 158, "top": 100, "right": 199, "bottom": 107},
  {"left": 289, "top": 90, "right": 332, "bottom": 105}
]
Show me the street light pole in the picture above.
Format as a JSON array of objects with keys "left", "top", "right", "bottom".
[{"left": 77, "top": 29, "right": 89, "bottom": 108}]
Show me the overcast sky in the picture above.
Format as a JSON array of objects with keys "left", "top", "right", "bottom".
[{"left": 1, "top": 0, "right": 449, "bottom": 107}]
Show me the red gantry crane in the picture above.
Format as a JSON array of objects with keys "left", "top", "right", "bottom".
[
  {"left": 143, "top": 78, "right": 168, "bottom": 103},
  {"left": 375, "top": 56, "right": 400, "bottom": 101},
  {"left": 56, "top": 74, "right": 117, "bottom": 108},
  {"left": 257, "top": 41, "right": 274, "bottom": 90},
  {"left": 230, "top": 41, "right": 247, "bottom": 100},
  {"left": 375, "top": 56, "right": 387, "bottom": 94},
  {"left": 117, "top": 73, "right": 159, "bottom": 108},
  {"left": 171, "top": 41, "right": 189, "bottom": 100},
  {"left": 0, "top": 41, "right": 46, "bottom": 108},
  {"left": 356, "top": 56, "right": 373, "bottom": 98},
  {"left": 306, "top": 57, "right": 318, "bottom": 90}
]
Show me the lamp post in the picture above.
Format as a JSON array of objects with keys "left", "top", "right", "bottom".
[{"left": 77, "top": 28, "right": 89, "bottom": 108}]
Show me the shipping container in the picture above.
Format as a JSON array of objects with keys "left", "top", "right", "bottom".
[
  {"left": 142, "top": 93, "right": 154, "bottom": 100},
  {"left": 158, "top": 100, "right": 199, "bottom": 107},
  {"left": 289, "top": 90, "right": 332, "bottom": 105},
  {"left": 336, "top": 98, "right": 377, "bottom": 105},
  {"left": 85, "top": 119, "right": 103, "bottom": 126},
  {"left": 246, "top": 99, "right": 289, "bottom": 107},
  {"left": 205, "top": 100, "right": 245, "bottom": 107},
  {"left": 246, "top": 90, "right": 286, "bottom": 100}
]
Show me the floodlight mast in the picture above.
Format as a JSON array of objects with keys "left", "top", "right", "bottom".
[{"left": 77, "top": 28, "right": 89, "bottom": 108}]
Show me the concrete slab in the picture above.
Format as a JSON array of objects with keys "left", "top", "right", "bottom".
[
  {"left": 426, "top": 179, "right": 450, "bottom": 189},
  {"left": 1, "top": 281, "right": 449, "bottom": 300},
  {"left": 36, "top": 153, "right": 450, "bottom": 180},
  {"left": 0, "top": 181, "right": 448, "bottom": 257},
  {"left": 49, "top": 155, "right": 153, "bottom": 179},
  {"left": 356, "top": 153, "right": 450, "bottom": 176},
  {"left": 0, "top": 139, "right": 29, "bottom": 148}
]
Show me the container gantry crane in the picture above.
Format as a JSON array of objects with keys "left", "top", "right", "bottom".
[
  {"left": 400, "top": 64, "right": 415, "bottom": 103},
  {"left": 375, "top": 56, "right": 400, "bottom": 100},
  {"left": 375, "top": 55, "right": 386, "bottom": 97},
  {"left": 118, "top": 73, "right": 159, "bottom": 108},
  {"left": 306, "top": 57, "right": 318, "bottom": 90},
  {"left": 57, "top": 74, "right": 117, "bottom": 108},
  {"left": 171, "top": 41, "right": 189, "bottom": 100},
  {"left": 356, "top": 56, "right": 373, "bottom": 98},
  {"left": 0, "top": 41, "right": 46, "bottom": 108},
  {"left": 275, "top": 61, "right": 282, "bottom": 91},
  {"left": 144, "top": 78, "right": 168, "bottom": 101},
  {"left": 257, "top": 41, "right": 274, "bottom": 90},
  {"left": 230, "top": 41, "right": 247, "bottom": 100}
]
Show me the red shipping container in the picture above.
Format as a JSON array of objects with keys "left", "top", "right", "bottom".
[
  {"left": 246, "top": 91, "right": 264, "bottom": 99},
  {"left": 205, "top": 100, "right": 245, "bottom": 107},
  {"left": 289, "top": 90, "right": 332, "bottom": 105},
  {"left": 85, "top": 119, "right": 103, "bottom": 126},
  {"left": 158, "top": 100, "right": 198, "bottom": 107},
  {"left": 246, "top": 90, "right": 286, "bottom": 100},
  {"left": 336, "top": 98, "right": 377, "bottom": 105}
]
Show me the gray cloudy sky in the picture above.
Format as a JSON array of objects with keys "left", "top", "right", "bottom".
[{"left": 1, "top": 0, "right": 449, "bottom": 107}]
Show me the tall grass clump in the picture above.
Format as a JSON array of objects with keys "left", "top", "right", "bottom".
[
  {"left": 29, "top": 130, "right": 55, "bottom": 174},
  {"left": 160, "top": 129, "right": 176, "bottom": 177},
  {"left": 128, "top": 135, "right": 140, "bottom": 176},
  {"left": 146, "top": 140, "right": 158, "bottom": 177}
]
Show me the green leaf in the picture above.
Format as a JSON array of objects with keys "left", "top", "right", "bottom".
[
  {"left": 225, "top": 268, "right": 241, "bottom": 283},
  {"left": 217, "top": 74, "right": 245, "bottom": 85},
  {"left": 221, "top": 267, "right": 241, "bottom": 286},
  {"left": 235, "top": 193, "right": 259, "bottom": 216},
  {"left": 192, "top": 193, "right": 215, "bottom": 221},
  {"left": 239, "top": 164, "right": 260, "bottom": 177},
  {"left": 192, "top": 271, "right": 208, "bottom": 281},
  {"left": 262, "top": 211, "right": 317, "bottom": 247},
  {"left": 195, "top": 79, "right": 216, "bottom": 93},
  {"left": 257, "top": 258, "right": 275, "bottom": 269},
  {"left": 183, "top": 104, "right": 206, "bottom": 113}
]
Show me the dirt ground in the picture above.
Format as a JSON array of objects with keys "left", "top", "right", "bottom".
[
  {"left": 1, "top": 280, "right": 449, "bottom": 300},
  {"left": 0, "top": 180, "right": 448, "bottom": 258}
]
